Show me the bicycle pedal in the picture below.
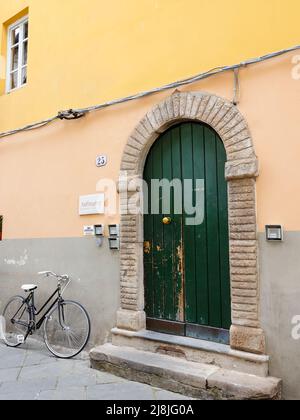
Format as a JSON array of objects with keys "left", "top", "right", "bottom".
[{"left": 17, "top": 335, "right": 25, "bottom": 344}]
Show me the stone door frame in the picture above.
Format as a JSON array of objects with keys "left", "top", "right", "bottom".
[{"left": 116, "top": 91, "right": 266, "bottom": 355}]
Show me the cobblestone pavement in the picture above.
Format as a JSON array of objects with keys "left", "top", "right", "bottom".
[{"left": 0, "top": 340, "right": 191, "bottom": 400}]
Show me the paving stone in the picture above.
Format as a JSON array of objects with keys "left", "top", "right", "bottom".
[
  {"left": 19, "top": 360, "right": 74, "bottom": 381},
  {"left": 86, "top": 382, "right": 155, "bottom": 400},
  {"left": 72, "top": 359, "right": 93, "bottom": 373},
  {"left": 23, "top": 348, "right": 57, "bottom": 367},
  {"left": 0, "top": 367, "right": 21, "bottom": 383},
  {"left": 0, "top": 376, "right": 57, "bottom": 394},
  {"left": 52, "top": 387, "right": 87, "bottom": 401},
  {"left": 70, "top": 359, "right": 120, "bottom": 384},
  {"left": 36, "top": 390, "right": 58, "bottom": 401},
  {"left": 57, "top": 373, "right": 97, "bottom": 388},
  {"left": 0, "top": 390, "right": 39, "bottom": 400},
  {"left": 0, "top": 349, "right": 26, "bottom": 369}
]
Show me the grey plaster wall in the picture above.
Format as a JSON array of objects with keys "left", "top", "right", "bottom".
[
  {"left": 259, "top": 232, "right": 300, "bottom": 400},
  {"left": 0, "top": 237, "right": 120, "bottom": 347}
]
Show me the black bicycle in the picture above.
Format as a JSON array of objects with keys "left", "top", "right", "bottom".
[{"left": 2, "top": 271, "right": 91, "bottom": 359}]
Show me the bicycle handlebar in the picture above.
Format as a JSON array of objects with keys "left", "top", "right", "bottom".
[{"left": 38, "top": 271, "right": 69, "bottom": 281}]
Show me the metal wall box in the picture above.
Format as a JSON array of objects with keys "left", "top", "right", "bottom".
[
  {"left": 108, "top": 224, "right": 119, "bottom": 237},
  {"left": 266, "top": 225, "right": 283, "bottom": 241},
  {"left": 108, "top": 237, "right": 120, "bottom": 250},
  {"left": 94, "top": 224, "right": 104, "bottom": 236}
]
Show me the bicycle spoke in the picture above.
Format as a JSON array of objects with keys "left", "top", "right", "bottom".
[{"left": 68, "top": 330, "right": 83, "bottom": 348}]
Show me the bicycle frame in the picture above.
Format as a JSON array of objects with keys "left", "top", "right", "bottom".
[{"left": 11, "top": 284, "right": 65, "bottom": 340}]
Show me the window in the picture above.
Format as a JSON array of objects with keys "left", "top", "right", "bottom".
[{"left": 6, "top": 17, "right": 28, "bottom": 92}]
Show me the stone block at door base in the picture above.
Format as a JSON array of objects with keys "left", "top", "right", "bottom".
[
  {"left": 230, "top": 325, "right": 266, "bottom": 355},
  {"left": 90, "top": 344, "right": 282, "bottom": 400},
  {"left": 116, "top": 309, "right": 146, "bottom": 331}
]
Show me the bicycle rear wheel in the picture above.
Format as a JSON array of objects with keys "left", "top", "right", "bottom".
[
  {"left": 2, "top": 296, "right": 30, "bottom": 347},
  {"left": 44, "top": 300, "right": 90, "bottom": 359}
]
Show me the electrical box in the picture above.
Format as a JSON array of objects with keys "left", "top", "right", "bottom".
[
  {"left": 108, "top": 224, "right": 119, "bottom": 237},
  {"left": 94, "top": 224, "right": 104, "bottom": 237},
  {"left": 266, "top": 225, "right": 283, "bottom": 242},
  {"left": 108, "top": 237, "right": 120, "bottom": 250}
]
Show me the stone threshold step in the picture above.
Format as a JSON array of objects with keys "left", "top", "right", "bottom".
[
  {"left": 112, "top": 328, "right": 269, "bottom": 377},
  {"left": 90, "top": 343, "right": 281, "bottom": 400}
]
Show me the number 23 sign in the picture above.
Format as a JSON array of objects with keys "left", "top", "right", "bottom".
[{"left": 96, "top": 155, "right": 108, "bottom": 167}]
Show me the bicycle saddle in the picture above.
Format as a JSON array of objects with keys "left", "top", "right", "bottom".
[{"left": 21, "top": 284, "right": 38, "bottom": 292}]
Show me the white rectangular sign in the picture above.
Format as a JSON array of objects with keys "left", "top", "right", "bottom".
[
  {"left": 83, "top": 225, "right": 95, "bottom": 236},
  {"left": 79, "top": 194, "right": 105, "bottom": 215}
]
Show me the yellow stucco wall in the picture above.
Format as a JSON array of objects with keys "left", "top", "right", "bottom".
[
  {"left": 0, "top": 51, "right": 300, "bottom": 238},
  {"left": 0, "top": 0, "right": 300, "bottom": 132}
]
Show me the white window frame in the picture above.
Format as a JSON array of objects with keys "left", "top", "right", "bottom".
[{"left": 6, "top": 16, "right": 29, "bottom": 93}]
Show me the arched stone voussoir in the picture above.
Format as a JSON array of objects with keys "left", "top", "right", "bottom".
[{"left": 121, "top": 91, "right": 258, "bottom": 178}]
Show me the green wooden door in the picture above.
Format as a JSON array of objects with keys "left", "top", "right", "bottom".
[{"left": 144, "top": 122, "right": 231, "bottom": 344}]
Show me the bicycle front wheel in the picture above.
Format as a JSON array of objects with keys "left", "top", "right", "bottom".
[{"left": 44, "top": 300, "right": 90, "bottom": 359}]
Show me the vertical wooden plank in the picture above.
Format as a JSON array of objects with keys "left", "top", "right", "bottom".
[
  {"left": 143, "top": 148, "right": 154, "bottom": 318},
  {"left": 181, "top": 123, "right": 197, "bottom": 324},
  {"left": 204, "top": 126, "right": 222, "bottom": 328},
  {"left": 216, "top": 136, "right": 231, "bottom": 329},
  {"left": 162, "top": 130, "right": 175, "bottom": 320},
  {"left": 151, "top": 137, "right": 164, "bottom": 319},
  {"left": 171, "top": 126, "right": 185, "bottom": 322},
  {"left": 192, "top": 124, "right": 209, "bottom": 326}
]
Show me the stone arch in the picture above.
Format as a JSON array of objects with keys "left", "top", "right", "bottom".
[{"left": 117, "top": 91, "right": 265, "bottom": 355}]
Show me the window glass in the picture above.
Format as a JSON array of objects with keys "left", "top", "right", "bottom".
[
  {"left": 11, "top": 27, "right": 20, "bottom": 45},
  {"left": 22, "top": 41, "right": 28, "bottom": 65},
  {"left": 21, "top": 67, "right": 27, "bottom": 85},
  {"left": 11, "top": 46, "right": 19, "bottom": 70},
  {"left": 10, "top": 71, "right": 18, "bottom": 90},
  {"left": 24, "top": 22, "right": 28, "bottom": 39}
]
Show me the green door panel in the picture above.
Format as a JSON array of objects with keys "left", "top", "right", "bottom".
[{"left": 143, "top": 122, "right": 231, "bottom": 333}]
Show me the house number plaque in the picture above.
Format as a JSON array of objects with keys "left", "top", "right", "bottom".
[{"left": 96, "top": 155, "right": 108, "bottom": 167}]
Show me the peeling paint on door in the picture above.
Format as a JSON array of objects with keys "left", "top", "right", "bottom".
[{"left": 175, "top": 241, "right": 185, "bottom": 322}]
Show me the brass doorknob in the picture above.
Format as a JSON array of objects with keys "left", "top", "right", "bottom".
[{"left": 162, "top": 217, "right": 172, "bottom": 225}]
